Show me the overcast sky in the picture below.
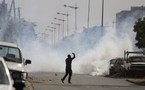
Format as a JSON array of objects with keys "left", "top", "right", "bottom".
[{"left": 5, "top": 0, "right": 145, "bottom": 33}]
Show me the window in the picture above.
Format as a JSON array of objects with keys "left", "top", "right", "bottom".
[
  {"left": 0, "top": 46, "right": 22, "bottom": 63},
  {"left": 0, "top": 61, "right": 9, "bottom": 84},
  {"left": 129, "top": 57, "right": 145, "bottom": 62}
]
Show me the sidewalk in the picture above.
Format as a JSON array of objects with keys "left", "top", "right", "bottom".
[{"left": 126, "top": 78, "right": 145, "bottom": 86}]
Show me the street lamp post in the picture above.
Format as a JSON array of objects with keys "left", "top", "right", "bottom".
[
  {"left": 101, "top": 0, "right": 104, "bottom": 36},
  {"left": 57, "top": 12, "right": 69, "bottom": 36},
  {"left": 51, "top": 22, "right": 61, "bottom": 40},
  {"left": 48, "top": 26, "right": 56, "bottom": 43},
  {"left": 88, "top": 0, "right": 90, "bottom": 28},
  {"left": 12, "top": 0, "right": 16, "bottom": 19},
  {"left": 49, "top": 30, "right": 54, "bottom": 44},
  {"left": 54, "top": 18, "right": 65, "bottom": 38},
  {"left": 64, "top": 4, "right": 79, "bottom": 33}
]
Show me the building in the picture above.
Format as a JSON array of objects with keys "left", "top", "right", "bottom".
[{"left": 116, "top": 6, "right": 145, "bottom": 32}]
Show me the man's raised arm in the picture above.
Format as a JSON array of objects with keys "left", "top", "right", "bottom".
[{"left": 72, "top": 53, "right": 76, "bottom": 59}]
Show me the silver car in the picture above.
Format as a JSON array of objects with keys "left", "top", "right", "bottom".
[{"left": 0, "top": 57, "right": 15, "bottom": 90}]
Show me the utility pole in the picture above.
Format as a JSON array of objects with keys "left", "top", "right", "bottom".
[
  {"left": 51, "top": 22, "right": 61, "bottom": 40},
  {"left": 1, "top": 0, "right": 6, "bottom": 18},
  {"left": 49, "top": 30, "right": 54, "bottom": 44},
  {"left": 12, "top": 0, "right": 16, "bottom": 19},
  {"left": 101, "top": 0, "right": 104, "bottom": 36},
  {"left": 57, "top": 12, "right": 69, "bottom": 36},
  {"left": 17, "top": 7, "right": 21, "bottom": 19},
  {"left": 54, "top": 18, "right": 65, "bottom": 38},
  {"left": 48, "top": 26, "right": 56, "bottom": 43},
  {"left": 9, "top": 0, "right": 16, "bottom": 20},
  {"left": 64, "top": 4, "right": 79, "bottom": 33},
  {"left": 75, "top": 3, "right": 78, "bottom": 33},
  {"left": 87, "top": 0, "right": 90, "bottom": 28},
  {"left": 15, "top": 7, "right": 21, "bottom": 20}
]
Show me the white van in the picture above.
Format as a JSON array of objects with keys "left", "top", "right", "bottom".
[{"left": 0, "top": 41, "right": 31, "bottom": 89}]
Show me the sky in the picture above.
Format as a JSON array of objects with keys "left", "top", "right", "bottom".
[{"left": 5, "top": 0, "right": 145, "bottom": 34}]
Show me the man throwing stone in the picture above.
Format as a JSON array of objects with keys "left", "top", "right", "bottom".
[{"left": 61, "top": 53, "right": 76, "bottom": 84}]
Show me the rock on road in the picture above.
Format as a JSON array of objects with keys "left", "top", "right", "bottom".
[{"left": 26, "top": 72, "right": 145, "bottom": 90}]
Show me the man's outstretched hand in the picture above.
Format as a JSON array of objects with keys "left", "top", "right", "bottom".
[
  {"left": 72, "top": 53, "right": 75, "bottom": 55},
  {"left": 72, "top": 53, "right": 76, "bottom": 59}
]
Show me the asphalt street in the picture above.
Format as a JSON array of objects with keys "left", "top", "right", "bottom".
[{"left": 26, "top": 72, "right": 145, "bottom": 90}]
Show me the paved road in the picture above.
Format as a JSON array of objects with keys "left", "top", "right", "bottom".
[{"left": 27, "top": 72, "right": 145, "bottom": 90}]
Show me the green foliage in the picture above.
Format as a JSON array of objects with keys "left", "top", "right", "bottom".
[{"left": 133, "top": 17, "right": 145, "bottom": 48}]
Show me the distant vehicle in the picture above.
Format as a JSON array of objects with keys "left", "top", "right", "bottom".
[
  {"left": 124, "top": 51, "right": 145, "bottom": 76},
  {"left": 109, "top": 58, "right": 125, "bottom": 75},
  {"left": 0, "top": 57, "right": 15, "bottom": 90},
  {"left": 109, "top": 59, "right": 116, "bottom": 75},
  {"left": 0, "top": 41, "right": 31, "bottom": 89}
]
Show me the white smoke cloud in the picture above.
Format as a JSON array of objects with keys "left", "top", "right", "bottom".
[
  {"left": 73, "top": 27, "right": 134, "bottom": 76},
  {"left": 23, "top": 26, "right": 136, "bottom": 76},
  {"left": 22, "top": 41, "right": 65, "bottom": 72},
  {"left": 0, "top": 0, "right": 142, "bottom": 76},
  {"left": 0, "top": 13, "right": 136, "bottom": 76}
]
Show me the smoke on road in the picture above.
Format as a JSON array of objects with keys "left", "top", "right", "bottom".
[
  {"left": 22, "top": 25, "right": 136, "bottom": 76},
  {"left": 0, "top": 7, "right": 137, "bottom": 75}
]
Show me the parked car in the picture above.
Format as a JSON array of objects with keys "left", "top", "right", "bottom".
[
  {"left": 0, "top": 41, "right": 31, "bottom": 89},
  {"left": 124, "top": 51, "right": 145, "bottom": 76},
  {"left": 0, "top": 57, "right": 15, "bottom": 90},
  {"left": 109, "top": 59, "right": 116, "bottom": 75},
  {"left": 109, "top": 58, "right": 125, "bottom": 75}
]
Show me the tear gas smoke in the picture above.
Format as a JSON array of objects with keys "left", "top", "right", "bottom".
[
  {"left": 0, "top": 0, "right": 142, "bottom": 76},
  {"left": 0, "top": 1, "right": 141, "bottom": 76},
  {"left": 0, "top": 17, "right": 136, "bottom": 75},
  {"left": 0, "top": 11, "right": 137, "bottom": 76},
  {"left": 73, "top": 27, "right": 135, "bottom": 76},
  {"left": 22, "top": 26, "right": 136, "bottom": 76}
]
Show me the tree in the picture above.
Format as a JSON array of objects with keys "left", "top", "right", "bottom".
[{"left": 133, "top": 17, "right": 145, "bottom": 48}]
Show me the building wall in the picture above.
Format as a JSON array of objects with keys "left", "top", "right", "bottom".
[{"left": 116, "top": 6, "right": 145, "bottom": 33}]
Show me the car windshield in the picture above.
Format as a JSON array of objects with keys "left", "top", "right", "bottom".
[
  {"left": 0, "top": 61, "right": 9, "bottom": 84},
  {"left": 110, "top": 59, "right": 116, "bottom": 64},
  {"left": 129, "top": 57, "right": 145, "bottom": 62},
  {"left": 0, "top": 45, "right": 22, "bottom": 63},
  {"left": 116, "top": 59, "right": 124, "bottom": 65}
]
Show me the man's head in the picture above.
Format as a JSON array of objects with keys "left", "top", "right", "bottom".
[{"left": 67, "top": 54, "right": 71, "bottom": 58}]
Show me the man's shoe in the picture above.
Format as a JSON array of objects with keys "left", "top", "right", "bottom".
[
  {"left": 61, "top": 79, "right": 64, "bottom": 83},
  {"left": 68, "top": 82, "right": 72, "bottom": 84}
]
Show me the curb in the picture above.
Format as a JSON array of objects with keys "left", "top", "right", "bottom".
[
  {"left": 126, "top": 79, "right": 145, "bottom": 86},
  {"left": 24, "top": 81, "right": 34, "bottom": 90}
]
